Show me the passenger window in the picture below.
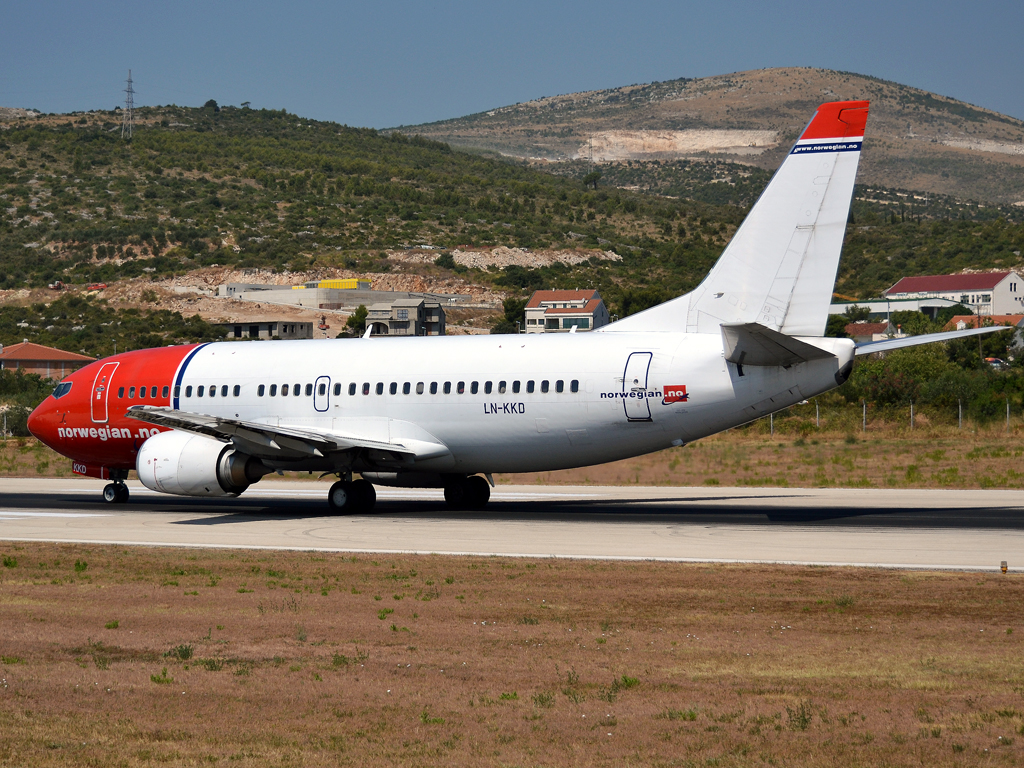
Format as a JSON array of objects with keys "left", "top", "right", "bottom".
[
  {"left": 209, "top": 385, "right": 216, "bottom": 398},
  {"left": 258, "top": 384, "right": 265, "bottom": 397},
  {"left": 185, "top": 386, "right": 193, "bottom": 397},
  {"left": 457, "top": 381, "right": 465, "bottom": 394},
  {"left": 527, "top": 381, "right": 535, "bottom": 394},
  {"left": 349, "top": 383, "right": 357, "bottom": 396},
  {"left": 570, "top": 379, "right": 579, "bottom": 393},
  {"left": 270, "top": 384, "right": 277, "bottom": 396},
  {"left": 556, "top": 380, "right": 564, "bottom": 393},
  {"left": 222, "top": 385, "right": 229, "bottom": 397},
  {"left": 403, "top": 382, "right": 411, "bottom": 395},
  {"left": 233, "top": 385, "right": 240, "bottom": 397},
  {"left": 282, "top": 384, "right": 289, "bottom": 396},
  {"left": 430, "top": 382, "right": 438, "bottom": 394},
  {"left": 319, "top": 383, "right": 327, "bottom": 396},
  {"left": 376, "top": 382, "right": 384, "bottom": 395},
  {"left": 498, "top": 381, "right": 506, "bottom": 394},
  {"left": 173, "top": 386, "right": 180, "bottom": 398},
  {"left": 390, "top": 382, "right": 398, "bottom": 395},
  {"left": 416, "top": 382, "right": 424, "bottom": 394},
  {"left": 484, "top": 381, "right": 492, "bottom": 394},
  {"left": 443, "top": 382, "right": 451, "bottom": 394},
  {"left": 333, "top": 383, "right": 342, "bottom": 396},
  {"left": 129, "top": 386, "right": 136, "bottom": 398},
  {"left": 152, "top": 386, "right": 159, "bottom": 398},
  {"left": 512, "top": 381, "right": 520, "bottom": 394},
  {"left": 294, "top": 383, "right": 301, "bottom": 395},
  {"left": 470, "top": 381, "right": 479, "bottom": 394},
  {"left": 162, "top": 386, "right": 169, "bottom": 398},
  {"left": 118, "top": 387, "right": 125, "bottom": 398},
  {"left": 305, "top": 383, "right": 312, "bottom": 396},
  {"left": 197, "top": 386, "right": 204, "bottom": 397},
  {"left": 362, "top": 382, "right": 370, "bottom": 395},
  {"left": 541, "top": 380, "right": 549, "bottom": 393}
]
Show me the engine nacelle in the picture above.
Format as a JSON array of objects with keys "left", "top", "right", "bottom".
[{"left": 136, "top": 430, "right": 269, "bottom": 497}]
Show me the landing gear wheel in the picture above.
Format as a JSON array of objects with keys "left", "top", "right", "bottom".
[
  {"left": 351, "top": 479, "right": 376, "bottom": 512},
  {"left": 328, "top": 481, "right": 355, "bottom": 514},
  {"left": 102, "top": 483, "right": 128, "bottom": 504},
  {"left": 444, "top": 476, "right": 491, "bottom": 510}
]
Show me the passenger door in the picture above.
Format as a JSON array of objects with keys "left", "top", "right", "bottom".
[
  {"left": 90, "top": 361, "right": 119, "bottom": 424},
  {"left": 622, "top": 352, "right": 653, "bottom": 422}
]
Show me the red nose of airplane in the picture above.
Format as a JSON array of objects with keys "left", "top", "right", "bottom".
[{"left": 27, "top": 396, "right": 57, "bottom": 445}]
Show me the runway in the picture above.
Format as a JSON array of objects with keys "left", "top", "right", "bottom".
[{"left": 1, "top": 478, "right": 1023, "bottom": 571}]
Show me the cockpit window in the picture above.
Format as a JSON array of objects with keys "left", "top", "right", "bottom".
[{"left": 51, "top": 382, "right": 73, "bottom": 399}]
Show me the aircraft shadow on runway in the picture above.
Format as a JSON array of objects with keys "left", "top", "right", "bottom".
[{"left": 4, "top": 491, "right": 1023, "bottom": 530}]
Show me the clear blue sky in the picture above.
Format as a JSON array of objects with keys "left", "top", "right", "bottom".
[{"left": 2, "top": 0, "right": 1021, "bottom": 127}]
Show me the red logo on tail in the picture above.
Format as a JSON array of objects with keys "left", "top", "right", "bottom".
[{"left": 663, "top": 385, "right": 688, "bottom": 404}]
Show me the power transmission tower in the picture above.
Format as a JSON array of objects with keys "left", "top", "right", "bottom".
[{"left": 121, "top": 70, "right": 134, "bottom": 140}]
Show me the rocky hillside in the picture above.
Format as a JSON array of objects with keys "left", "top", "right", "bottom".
[{"left": 394, "top": 67, "right": 1024, "bottom": 205}]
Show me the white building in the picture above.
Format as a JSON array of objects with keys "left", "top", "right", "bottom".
[
  {"left": 883, "top": 272, "right": 1024, "bottom": 317},
  {"left": 523, "top": 290, "right": 610, "bottom": 333}
]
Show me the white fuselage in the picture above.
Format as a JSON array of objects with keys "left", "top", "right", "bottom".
[{"left": 173, "top": 332, "right": 853, "bottom": 474}]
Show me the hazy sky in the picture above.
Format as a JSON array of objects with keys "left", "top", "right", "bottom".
[{"left": 2, "top": 0, "right": 1021, "bottom": 128}]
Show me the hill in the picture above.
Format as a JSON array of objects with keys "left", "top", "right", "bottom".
[
  {"left": 0, "top": 102, "right": 1022, "bottom": 356},
  {"left": 394, "top": 67, "right": 1024, "bottom": 206}
]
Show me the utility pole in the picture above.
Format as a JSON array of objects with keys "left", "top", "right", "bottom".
[{"left": 121, "top": 70, "right": 135, "bottom": 140}]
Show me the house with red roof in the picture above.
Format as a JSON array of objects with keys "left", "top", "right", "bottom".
[
  {"left": 0, "top": 341, "right": 95, "bottom": 379},
  {"left": 524, "top": 290, "right": 610, "bottom": 333},
  {"left": 884, "top": 271, "right": 1024, "bottom": 316}
]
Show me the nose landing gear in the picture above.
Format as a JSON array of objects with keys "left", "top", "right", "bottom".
[{"left": 443, "top": 475, "right": 491, "bottom": 510}]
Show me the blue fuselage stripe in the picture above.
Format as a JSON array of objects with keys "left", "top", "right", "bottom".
[{"left": 172, "top": 343, "right": 209, "bottom": 410}]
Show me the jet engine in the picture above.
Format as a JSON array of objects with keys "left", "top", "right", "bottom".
[{"left": 136, "top": 430, "right": 270, "bottom": 497}]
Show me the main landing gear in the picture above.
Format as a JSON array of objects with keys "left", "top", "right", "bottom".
[
  {"left": 327, "top": 478, "right": 377, "bottom": 514},
  {"left": 443, "top": 475, "right": 491, "bottom": 510},
  {"left": 102, "top": 481, "right": 130, "bottom": 504}
]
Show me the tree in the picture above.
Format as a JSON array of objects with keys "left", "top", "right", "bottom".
[
  {"left": 203, "top": 100, "right": 220, "bottom": 113},
  {"left": 582, "top": 171, "right": 602, "bottom": 190},
  {"left": 343, "top": 305, "right": 367, "bottom": 335},
  {"left": 490, "top": 297, "right": 528, "bottom": 334}
]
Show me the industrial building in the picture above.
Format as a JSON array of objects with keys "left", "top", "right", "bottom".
[
  {"left": 523, "top": 289, "right": 610, "bottom": 333},
  {"left": 216, "top": 320, "right": 314, "bottom": 340},
  {"left": 883, "top": 272, "right": 1024, "bottom": 317}
]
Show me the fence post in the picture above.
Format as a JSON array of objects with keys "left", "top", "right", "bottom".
[
  {"left": 815, "top": 400, "right": 820, "bottom": 428},
  {"left": 1007, "top": 397, "right": 1011, "bottom": 433},
  {"left": 910, "top": 400, "right": 914, "bottom": 430},
  {"left": 770, "top": 412, "right": 774, "bottom": 436},
  {"left": 958, "top": 399, "right": 962, "bottom": 430},
  {"left": 862, "top": 400, "right": 867, "bottom": 432}
]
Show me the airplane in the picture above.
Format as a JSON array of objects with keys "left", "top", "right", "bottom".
[{"left": 27, "top": 100, "right": 1004, "bottom": 512}]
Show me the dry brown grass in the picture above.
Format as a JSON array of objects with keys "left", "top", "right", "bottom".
[{"left": 1, "top": 542, "right": 1023, "bottom": 766}]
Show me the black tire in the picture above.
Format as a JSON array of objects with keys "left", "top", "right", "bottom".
[
  {"left": 465, "top": 475, "right": 491, "bottom": 508},
  {"left": 115, "top": 484, "right": 130, "bottom": 504},
  {"left": 443, "top": 480, "right": 468, "bottom": 509},
  {"left": 102, "top": 483, "right": 119, "bottom": 503},
  {"left": 327, "top": 481, "right": 355, "bottom": 514},
  {"left": 351, "top": 479, "right": 376, "bottom": 512}
]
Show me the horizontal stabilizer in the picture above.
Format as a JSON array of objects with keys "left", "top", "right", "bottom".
[
  {"left": 855, "top": 325, "right": 1010, "bottom": 356},
  {"left": 722, "top": 322, "right": 836, "bottom": 367}
]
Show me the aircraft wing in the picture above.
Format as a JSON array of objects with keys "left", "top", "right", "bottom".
[
  {"left": 854, "top": 325, "right": 1010, "bottom": 356},
  {"left": 125, "top": 405, "right": 447, "bottom": 464}
]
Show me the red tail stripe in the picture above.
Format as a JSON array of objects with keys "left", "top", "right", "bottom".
[{"left": 799, "top": 100, "right": 870, "bottom": 141}]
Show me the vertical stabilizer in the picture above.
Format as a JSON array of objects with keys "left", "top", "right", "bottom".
[{"left": 603, "top": 101, "right": 868, "bottom": 335}]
